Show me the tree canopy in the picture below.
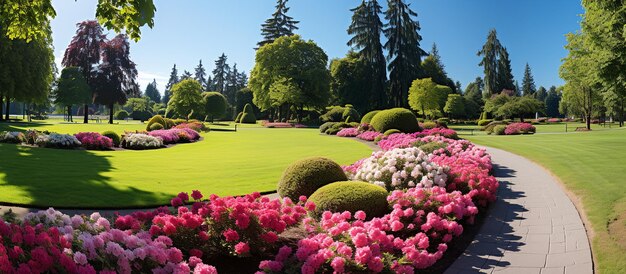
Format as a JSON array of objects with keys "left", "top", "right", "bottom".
[
  {"left": 167, "top": 79, "right": 204, "bottom": 120},
  {"left": 408, "top": 77, "right": 451, "bottom": 118}
]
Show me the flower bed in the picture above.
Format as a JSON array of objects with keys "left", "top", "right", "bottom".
[
  {"left": 74, "top": 132, "right": 114, "bottom": 150},
  {"left": 148, "top": 128, "right": 201, "bottom": 144},
  {"left": 355, "top": 131, "right": 382, "bottom": 141},
  {"left": 336, "top": 127, "right": 359, "bottom": 137},
  {"left": 121, "top": 133, "right": 165, "bottom": 150},
  {"left": 0, "top": 131, "right": 26, "bottom": 144},
  {"left": 175, "top": 121, "right": 208, "bottom": 132}
]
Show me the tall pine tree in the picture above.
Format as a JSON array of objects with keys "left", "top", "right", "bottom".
[
  {"left": 257, "top": 0, "right": 299, "bottom": 48},
  {"left": 384, "top": 0, "right": 426, "bottom": 107},
  {"left": 347, "top": 0, "right": 387, "bottom": 109},
  {"left": 163, "top": 64, "right": 178, "bottom": 105},
  {"left": 497, "top": 47, "right": 515, "bottom": 92},
  {"left": 144, "top": 79, "right": 161, "bottom": 103},
  {"left": 522, "top": 63, "right": 536, "bottom": 97},
  {"left": 422, "top": 43, "right": 455, "bottom": 92},
  {"left": 180, "top": 70, "right": 192, "bottom": 80},
  {"left": 224, "top": 63, "right": 240, "bottom": 105},
  {"left": 212, "top": 53, "right": 230, "bottom": 93},
  {"left": 194, "top": 60, "right": 207, "bottom": 89},
  {"left": 477, "top": 29, "right": 502, "bottom": 96}
]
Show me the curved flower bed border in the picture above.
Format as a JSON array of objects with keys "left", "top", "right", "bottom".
[{"left": 0, "top": 126, "right": 498, "bottom": 273}]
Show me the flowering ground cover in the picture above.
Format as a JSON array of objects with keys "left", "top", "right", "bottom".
[{"left": 0, "top": 121, "right": 370, "bottom": 208}]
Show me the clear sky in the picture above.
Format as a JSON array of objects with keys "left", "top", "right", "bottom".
[{"left": 50, "top": 0, "right": 583, "bottom": 95}]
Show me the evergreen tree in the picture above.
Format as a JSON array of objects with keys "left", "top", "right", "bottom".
[
  {"left": 422, "top": 43, "right": 455, "bottom": 92},
  {"left": 515, "top": 80, "right": 522, "bottom": 97},
  {"left": 477, "top": 29, "right": 502, "bottom": 96},
  {"left": 347, "top": 0, "right": 387, "bottom": 109},
  {"left": 212, "top": 53, "right": 230, "bottom": 93},
  {"left": 257, "top": 0, "right": 299, "bottom": 48},
  {"left": 181, "top": 70, "right": 192, "bottom": 80},
  {"left": 464, "top": 77, "right": 484, "bottom": 106},
  {"left": 144, "top": 79, "right": 161, "bottom": 103},
  {"left": 455, "top": 81, "right": 462, "bottom": 95},
  {"left": 536, "top": 86, "right": 548, "bottom": 102},
  {"left": 497, "top": 47, "right": 515, "bottom": 92},
  {"left": 54, "top": 67, "right": 91, "bottom": 122},
  {"left": 163, "top": 64, "right": 179, "bottom": 105},
  {"left": 522, "top": 63, "right": 536, "bottom": 97},
  {"left": 384, "top": 0, "right": 427, "bottom": 107},
  {"left": 545, "top": 86, "right": 561, "bottom": 117},
  {"left": 194, "top": 60, "right": 207, "bottom": 89},
  {"left": 224, "top": 63, "right": 240, "bottom": 105}
]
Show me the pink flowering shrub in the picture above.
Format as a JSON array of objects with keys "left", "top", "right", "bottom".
[
  {"left": 336, "top": 127, "right": 359, "bottom": 137},
  {"left": 148, "top": 128, "right": 200, "bottom": 144},
  {"left": 174, "top": 122, "right": 207, "bottom": 132},
  {"left": 547, "top": 118, "right": 562, "bottom": 123},
  {"left": 74, "top": 132, "right": 114, "bottom": 150},
  {"left": 258, "top": 186, "right": 478, "bottom": 274},
  {"left": 147, "top": 191, "right": 312, "bottom": 258},
  {"left": 504, "top": 123, "right": 536, "bottom": 135},
  {"left": 356, "top": 131, "right": 382, "bottom": 141},
  {"left": 414, "top": 128, "right": 458, "bottom": 139}
]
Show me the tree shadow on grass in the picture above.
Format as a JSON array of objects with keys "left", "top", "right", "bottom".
[
  {"left": 0, "top": 121, "right": 49, "bottom": 132},
  {"left": 0, "top": 143, "right": 172, "bottom": 209}
]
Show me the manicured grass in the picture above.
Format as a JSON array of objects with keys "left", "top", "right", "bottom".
[
  {"left": 464, "top": 128, "right": 626, "bottom": 273},
  {"left": 0, "top": 121, "right": 371, "bottom": 208},
  {"left": 450, "top": 122, "right": 617, "bottom": 135}
]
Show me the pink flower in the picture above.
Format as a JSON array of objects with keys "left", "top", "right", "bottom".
[
  {"left": 191, "top": 190, "right": 203, "bottom": 200},
  {"left": 331, "top": 257, "right": 345, "bottom": 273},
  {"left": 171, "top": 197, "right": 183, "bottom": 207},
  {"left": 223, "top": 229, "right": 239, "bottom": 242},
  {"left": 193, "top": 263, "right": 218, "bottom": 274},
  {"left": 234, "top": 242, "right": 250, "bottom": 255}
]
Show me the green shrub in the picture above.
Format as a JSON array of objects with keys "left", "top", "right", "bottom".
[
  {"left": 146, "top": 115, "right": 167, "bottom": 131},
  {"left": 277, "top": 157, "right": 348, "bottom": 200},
  {"left": 418, "top": 142, "right": 448, "bottom": 154},
  {"left": 361, "top": 110, "right": 380, "bottom": 124},
  {"left": 493, "top": 125, "right": 507, "bottom": 135},
  {"left": 342, "top": 107, "right": 360, "bottom": 123},
  {"left": 374, "top": 135, "right": 383, "bottom": 143},
  {"left": 320, "top": 106, "right": 346, "bottom": 122},
  {"left": 240, "top": 104, "right": 256, "bottom": 124},
  {"left": 202, "top": 92, "right": 228, "bottom": 121},
  {"left": 383, "top": 129, "right": 401, "bottom": 136},
  {"left": 319, "top": 122, "right": 337, "bottom": 133},
  {"left": 164, "top": 118, "right": 175, "bottom": 129},
  {"left": 370, "top": 108, "right": 420, "bottom": 133},
  {"left": 308, "top": 181, "right": 389, "bottom": 219},
  {"left": 102, "top": 131, "right": 121, "bottom": 146},
  {"left": 484, "top": 121, "right": 509, "bottom": 134},
  {"left": 325, "top": 122, "right": 354, "bottom": 135},
  {"left": 114, "top": 110, "right": 129, "bottom": 120},
  {"left": 477, "top": 119, "right": 493, "bottom": 126},
  {"left": 235, "top": 112, "right": 243, "bottom": 123},
  {"left": 149, "top": 123, "right": 164, "bottom": 131},
  {"left": 421, "top": 121, "right": 437, "bottom": 129}
]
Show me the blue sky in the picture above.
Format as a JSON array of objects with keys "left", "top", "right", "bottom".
[{"left": 50, "top": 0, "right": 583, "bottom": 95}]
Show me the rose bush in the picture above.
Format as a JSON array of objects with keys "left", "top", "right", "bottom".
[{"left": 74, "top": 132, "right": 114, "bottom": 150}]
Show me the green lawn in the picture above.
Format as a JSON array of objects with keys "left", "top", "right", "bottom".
[
  {"left": 450, "top": 122, "right": 617, "bottom": 135},
  {"left": 0, "top": 121, "right": 371, "bottom": 208},
  {"left": 464, "top": 128, "right": 626, "bottom": 273}
]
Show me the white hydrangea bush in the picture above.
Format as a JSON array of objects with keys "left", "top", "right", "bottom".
[
  {"left": 0, "top": 131, "right": 26, "bottom": 143},
  {"left": 122, "top": 133, "right": 164, "bottom": 150},
  {"left": 352, "top": 147, "right": 448, "bottom": 191}
]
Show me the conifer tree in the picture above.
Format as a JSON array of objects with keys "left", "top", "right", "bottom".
[
  {"left": 194, "top": 60, "right": 207, "bottom": 89},
  {"left": 522, "top": 63, "right": 536, "bottom": 97},
  {"left": 144, "top": 79, "right": 161, "bottom": 103},
  {"left": 163, "top": 64, "right": 179, "bottom": 105},
  {"left": 212, "top": 53, "right": 230, "bottom": 93},
  {"left": 257, "top": 0, "right": 299, "bottom": 48},
  {"left": 477, "top": 29, "right": 502, "bottom": 96},
  {"left": 384, "top": 0, "right": 426, "bottom": 107},
  {"left": 497, "top": 47, "right": 515, "bottom": 92}
]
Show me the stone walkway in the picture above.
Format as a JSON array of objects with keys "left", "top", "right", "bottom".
[{"left": 445, "top": 146, "right": 593, "bottom": 274}]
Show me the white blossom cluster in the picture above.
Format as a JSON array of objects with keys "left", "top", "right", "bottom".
[
  {"left": 0, "top": 131, "right": 25, "bottom": 143},
  {"left": 35, "top": 133, "right": 81, "bottom": 149},
  {"left": 353, "top": 147, "right": 448, "bottom": 191},
  {"left": 122, "top": 133, "right": 164, "bottom": 150}
]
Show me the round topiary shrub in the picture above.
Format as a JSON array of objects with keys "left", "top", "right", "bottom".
[
  {"left": 383, "top": 129, "right": 401, "bottom": 136},
  {"left": 240, "top": 104, "right": 256, "bottom": 124},
  {"left": 147, "top": 115, "right": 167, "bottom": 131},
  {"left": 149, "top": 123, "right": 164, "bottom": 131},
  {"left": 102, "top": 131, "right": 121, "bottom": 147},
  {"left": 493, "top": 125, "right": 507, "bottom": 135},
  {"left": 277, "top": 157, "right": 348, "bottom": 201},
  {"left": 319, "top": 122, "right": 336, "bottom": 133},
  {"left": 114, "top": 110, "right": 129, "bottom": 120},
  {"left": 202, "top": 91, "right": 228, "bottom": 122},
  {"left": 418, "top": 141, "right": 449, "bottom": 154},
  {"left": 308, "top": 181, "right": 389, "bottom": 219},
  {"left": 361, "top": 110, "right": 380, "bottom": 124},
  {"left": 370, "top": 108, "right": 420, "bottom": 133},
  {"left": 421, "top": 121, "right": 437, "bottom": 129},
  {"left": 477, "top": 119, "right": 493, "bottom": 126}
]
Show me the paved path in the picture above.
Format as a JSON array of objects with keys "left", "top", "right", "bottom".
[{"left": 445, "top": 146, "right": 593, "bottom": 274}]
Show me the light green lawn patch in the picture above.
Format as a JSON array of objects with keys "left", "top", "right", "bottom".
[
  {"left": 465, "top": 128, "right": 626, "bottom": 273},
  {"left": 450, "top": 122, "right": 618, "bottom": 135},
  {"left": 0, "top": 121, "right": 371, "bottom": 208}
]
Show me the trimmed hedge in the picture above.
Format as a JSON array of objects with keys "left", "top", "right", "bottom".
[
  {"left": 370, "top": 108, "right": 420, "bottom": 133},
  {"left": 235, "top": 112, "right": 243, "bottom": 123},
  {"left": 418, "top": 142, "right": 449, "bottom": 154},
  {"left": 308, "top": 181, "right": 389, "bottom": 219},
  {"left": 421, "top": 121, "right": 437, "bottom": 129},
  {"left": 147, "top": 115, "right": 167, "bottom": 131},
  {"left": 494, "top": 125, "right": 507, "bottom": 135},
  {"left": 240, "top": 104, "right": 256, "bottom": 124},
  {"left": 342, "top": 108, "right": 360, "bottom": 123},
  {"left": 383, "top": 129, "right": 401, "bottom": 136},
  {"left": 477, "top": 119, "right": 493, "bottom": 126},
  {"left": 360, "top": 110, "right": 380, "bottom": 124},
  {"left": 114, "top": 110, "right": 129, "bottom": 120},
  {"left": 277, "top": 157, "right": 348, "bottom": 201},
  {"left": 102, "top": 131, "right": 121, "bottom": 147}
]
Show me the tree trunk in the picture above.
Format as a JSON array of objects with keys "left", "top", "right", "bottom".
[
  {"left": 620, "top": 98, "right": 624, "bottom": 127},
  {"left": 0, "top": 93, "right": 3, "bottom": 121},
  {"left": 83, "top": 104, "right": 89, "bottom": 124},
  {"left": 5, "top": 97, "right": 10, "bottom": 120},
  {"left": 586, "top": 113, "right": 591, "bottom": 130},
  {"left": 520, "top": 116, "right": 525, "bottom": 123},
  {"left": 108, "top": 104, "right": 114, "bottom": 124},
  {"left": 68, "top": 106, "right": 73, "bottom": 122}
]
